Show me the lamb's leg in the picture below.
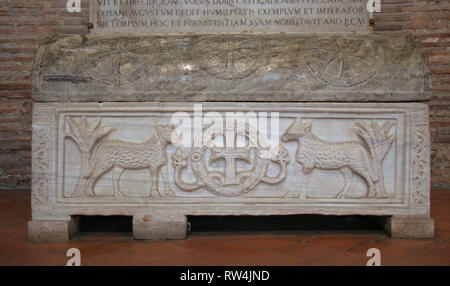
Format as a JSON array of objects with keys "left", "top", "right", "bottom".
[
  {"left": 83, "top": 159, "right": 114, "bottom": 197},
  {"left": 72, "top": 177, "right": 92, "bottom": 197},
  {"left": 285, "top": 170, "right": 309, "bottom": 199},
  {"left": 160, "top": 164, "right": 175, "bottom": 197},
  {"left": 300, "top": 170, "right": 310, "bottom": 199},
  {"left": 72, "top": 164, "right": 97, "bottom": 197},
  {"left": 336, "top": 167, "right": 353, "bottom": 199},
  {"left": 355, "top": 168, "right": 376, "bottom": 198},
  {"left": 367, "top": 180, "right": 376, "bottom": 198},
  {"left": 150, "top": 166, "right": 160, "bottom": 197},
  {"left": 112, "top": 167, "right": 125, "bottom": 197},
  {"left": 81, "top": 165, "right": 107, "bottom": 197}
]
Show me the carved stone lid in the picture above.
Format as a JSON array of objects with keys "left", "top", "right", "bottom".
[{"left": 32, "top": 34, "right": 431, "bottom": 102}]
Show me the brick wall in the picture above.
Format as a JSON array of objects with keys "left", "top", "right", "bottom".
[
  {"left": 374, "top": 0, "right": 450, "bottom": 187},
  {"left": 0, "top": 0, "right": 88, "bottom": 189},
  {"left": 0, "top": 0, "right": 448, "bottom": 190}
]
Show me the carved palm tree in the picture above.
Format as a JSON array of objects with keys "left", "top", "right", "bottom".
[
  {"left": 65, "top": 116, "right": 115, "bottom": 197},
  {"left": 354, "top": 120, "right": 396, "bottom": 197}
]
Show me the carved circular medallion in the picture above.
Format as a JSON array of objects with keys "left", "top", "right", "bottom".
[
  {"left": 176, "top": 121, "right": 289, "bottom": 197},
  {"left": 76, "top": 38, "right": 160, "bottom": 86},
  {"left": 305, "top": 38, "right": 384, "bottom": 87},
  {"left": 193, "top": 37, "right": 263, "bottom": 80}
]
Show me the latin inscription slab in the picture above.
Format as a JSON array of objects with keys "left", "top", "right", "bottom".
[{"left": 90, "top": 0, "right": 370, "bottom": 34}]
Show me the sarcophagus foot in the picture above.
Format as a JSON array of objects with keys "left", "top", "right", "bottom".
[{"left": 29, "top": 102, "right": 433, "bottom": 240}]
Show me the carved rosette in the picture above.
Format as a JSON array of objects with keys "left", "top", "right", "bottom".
[
  {"left": 192, "top": 37, "right": 264, "bottom": 80},
  {"left": 304, "top": 38, "right": 384, "bottom": 87},
  {"left": 410, "top": 107, "right": 431, "bottom": 206},
  {"left": 32, "top": 109, "right": 53, "bottom": 205},
  {"left": 75, "top": 38, "right": 160, "bottom": 86}
]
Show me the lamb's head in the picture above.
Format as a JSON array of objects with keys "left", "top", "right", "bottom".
[
  {"left": 157, "top": 123, "right": 178, "bottom": 144},
  {"left": 281, "top": 118, "right": 312, "bottom": 142}
]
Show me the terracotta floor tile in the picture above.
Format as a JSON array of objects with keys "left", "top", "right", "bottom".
[
  {"left": 435, "top": 219, "right": 450, "bottom": 234},
  {"left": 436, "top": 230, "right": 450, "bottom": 239},
  {"left": 0, "top": 240, "right": 66, "bottom": 266},
  {"left": 347, "top": 237, "right": 437, "bottom": 261},
  {"left": 201, "top": 241, "right": 265, "bottom": 261},
  {"left": 198, "top": 233, "right": 264, "bottom": 242},
  {"left": 229, "top": 234, "right": 299, "bottom": 251},
  {"left": 0, "top": 251, "right": 66, "bottom": 266},
  {"left": 0, "top": 188, "right": 448, "bottom": 265},
  {"left": 82, "top": 250, "right": 154, "bottom": 266},
  {"left": 299, "top": 233, "right": 382, "bottom": 250},
  {"left": 118, "top": 242, "right": 218, "bottom": 266},
  {"left": 170, "top": 236, "right": 235, "bottom": 251},
  {"left": 271, "top": 233, "right": 319, "bottom": 242},
  {"left": 228, "top": 250, "right": 312, "bottom": 266},
  {"left": 385, "top": 241, "right": 450, "bottom": 266},
  {"left": 166, "top": 253, "right": 238, "bottom": 266},
  {"left": 315, "top": 251, "right": 368, "bottom": 266},
  {"left": 97, "top": 240, "right": 168, "bottom": 258},
  {"left": 76, "top": 232, "right": 135, "bottom": 243},
  {"left": 276, "top": 242, "right": 343, "bottom": 261},
  {"left": 0, "top": 223, "right": 29, "bottom": 240}
]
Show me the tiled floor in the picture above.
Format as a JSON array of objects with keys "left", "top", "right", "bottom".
[{"left": 0, "top": 189, "right": 449, "bottom": 266}]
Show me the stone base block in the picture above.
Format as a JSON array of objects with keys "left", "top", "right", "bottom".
[
  {"left": 133, "top": 214, "right": 187, "bottom": 240},
  {"left": 28, "top": 217, "right": 79, "bottom": 242},
  {"left": 385, "top": 216, "right": 434, "bottom": 239}
]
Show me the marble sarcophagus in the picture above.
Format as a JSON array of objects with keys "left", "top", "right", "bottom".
[{"left": 29, "top": 34, "right": 434, "bottom": 241}]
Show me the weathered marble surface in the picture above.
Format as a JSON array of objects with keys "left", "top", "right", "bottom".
[
  {"left": 29, "top": 102, "right": 433, "bottom": 240},
  {"left": 32, "top": 35, "right": 431, "bottom": 102},
  {"left": 89, "top": 0, "right": 370, "bottom": 35}
]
